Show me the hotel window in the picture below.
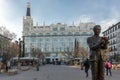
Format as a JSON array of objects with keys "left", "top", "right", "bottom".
[
  {"left": 118, "top": 25, "right": 120, "bottom": 29},
  {"left": 31, "top": 33, "right": 36, "bottom": 36},
  {"left": 46, "top": 33, "right": 50, "bottom": 36},
  {"left": 60, "top": 32, "right": 65, "bottom": 36},
  {"left": 115, "top": 26, "right": 117, "bottom": 30},
  {"left": 68, "top": 32, "right": 73, "bottom": 36},
  {"left": 53, "top": 27, "right": 58, "bottom": 31},
  {"left": 60, "top": 27, "right": 65, "bottom": 31},
  {"left": 30, "top": 37, "right": 36, "bottom": 42},
  {"left": 53, "top": 38, "right": 58, "bottom": 42},
  {"left": 75, "top": 32, "right": 80, "bottom": 36},
  {"left": 46, "top": 38, "right": 50, "bottom": 42},
  {"left": 25, "top": 37, "right": 29, "bottom": 42},
  {"left": 38, "top": 38, "right": 43, "bottom": 41},
  {"left": 37, "top": 43, "right": 41, "bottom": 47},
  {"left": 67, "top": 37, "right": 73, "bottom": 42},
  {"left": 60, "top": 38, "right": 64, "bottom": 41},
  {"left": 53, "top": 33, "right": 57, "bottom": 36},
  {"left": 90, "top": 28, "right": 93, "bottom": 30},
  {"left": 110, "top": 29, "right": 112, "bottom": 33},
  {"left": 108, "top": 30, "right": 109, "bottom": 34},
  {"left": 108, "top": 36, "right": 109, "bottom": 40},
  {"left": 38, "top": 33, "right": 43, "bottom": 36},
  {"left": 107, "top": 31, "right": 109, "bottom": 34}
]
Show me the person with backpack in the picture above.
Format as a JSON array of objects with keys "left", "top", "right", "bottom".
[
  {"left": 83, "top": 58, "right": 90, "bottom": 77},
  {"left": 105, "top": 60, "right": 112, "bottom": 76}
]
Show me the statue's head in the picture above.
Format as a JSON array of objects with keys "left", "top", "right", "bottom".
[{"left": 93, "top": 25, "right": 101, "bottom": 36}]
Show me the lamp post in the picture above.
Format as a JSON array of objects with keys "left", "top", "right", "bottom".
[
  {"left": 22, "top": 39, "right": 25, "bottom": 57},
  {"left": 17, "top": 38, "right": 22, "bottom": 69},
  {"left": 18, "top": 38, "right": 24, "bottom": 57},
  {"left": 18, "top": 38, "right": 21, "bottom": 61}
]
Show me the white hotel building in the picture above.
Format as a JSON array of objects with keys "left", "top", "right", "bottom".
[{"left": 22, "top": 2, "right": 95, "bottom": 63}]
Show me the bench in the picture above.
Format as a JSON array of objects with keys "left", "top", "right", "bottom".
[
  {"left": 8, "top": 69, "right": 18, "bottom": 75},
  {"left": 21, "top": 66, "right": 30, "bottom": 71}
]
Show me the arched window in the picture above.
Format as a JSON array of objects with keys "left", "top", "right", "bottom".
[
  {"left": 30, "top": 37, "right": 36, "bottom": 42},
  {"left": 38, "top": 33, "right": 43, "bottom": 36},
  {"left": 68, "top": 32, "right": 73, "bottom": 36},
  {"left": 53, "top": 33, "right": 57, "bottom": 36},
  {"left": 46, "top": 33, "right": 50, "bottom": 36},
  {"left": 74, "top": 32, "right": 80, "bottom": 36},
  {"left": 60, "top": 27, "right": 65, "bottom": 31},
  {"left": 52, "top": 27, "right": 58, "bottom": 31},
  {"left": 60, "top": 32, "right": 65, "bottom": 36},
  {"left": 83, "top": 32, "right": 87, "bottom": 34},
  {"left": 31, "top": 33, "right": 36, "bottom": 36}
]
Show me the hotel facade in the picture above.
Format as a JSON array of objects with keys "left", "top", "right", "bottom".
[{"left": 22, "top": 2, "right": 95, "bottom": 62}]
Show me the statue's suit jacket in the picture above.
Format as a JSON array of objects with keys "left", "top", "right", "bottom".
[{"left": 87, "top": 35, "right": 107, "bottom": 61}]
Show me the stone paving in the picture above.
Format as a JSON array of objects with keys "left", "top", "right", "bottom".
[{"left": 0, "top": 65, "right": 120, "bottom": 80}]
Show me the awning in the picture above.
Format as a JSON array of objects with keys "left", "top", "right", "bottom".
[{"left": 13, "top": 57, "right": 38, "bottom": 60}]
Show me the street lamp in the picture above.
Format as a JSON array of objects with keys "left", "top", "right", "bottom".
[
  {"left": 18, "top": 38, "right": 22, "bottom": 59},
  {"left": 16, "top": 38, "right": 23, "bottom": 69},
  {"left": 16, "top": 38, "right": 23, "bottom": 62},
  {"left": 22, "top": 39, "right": 25, "bottom": 57}
]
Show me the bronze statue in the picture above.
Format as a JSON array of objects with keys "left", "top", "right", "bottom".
[{"left": 87, "top": 25, "right": 109, "bottom": 80}]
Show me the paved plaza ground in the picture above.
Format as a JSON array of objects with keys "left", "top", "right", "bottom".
[{"left": 0, "top": 65, "right": 120, "bottom": 80}]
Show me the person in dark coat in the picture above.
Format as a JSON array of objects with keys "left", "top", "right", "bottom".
[
  {"left": 36, "top": 60, "right": 39, "bottom": 71},
  {"left": 83, "top": 58, "right": 90, "bottom": 77}
]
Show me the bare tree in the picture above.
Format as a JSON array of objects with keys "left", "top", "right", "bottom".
[
  {"left": 78, "top": 47, "right": 89, "bottom": 59},
  {"left": 10, "top": 42, "right": 19, "bottom": 57}
]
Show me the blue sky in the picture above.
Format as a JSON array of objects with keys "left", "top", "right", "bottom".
[{"left": 0, "top": 0, "right": 120, "bottom": 39}]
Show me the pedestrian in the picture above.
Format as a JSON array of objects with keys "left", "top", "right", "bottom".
[
  {"left": 87, "top": 25, "right": 109, "bottom": 80},
  {"left": 7, "top": 60, "right": 11, "bottom": 69},
  {"left": 6, "top": 60, "right": 10, "bottom": 72},
  {"left": 83, "top": 58, "right": 90, "bottom": 77},
  {"left": 0, "top": 61, "right": 3, "bottom": 73},
  {"left": 36, "top": 60, "right": 39, "bottom": 71},
  {"left": 10, "top": 58, "right": 14, "bottom": 69},
  {"left": 105, "top": 60, "right": 112, "bottom": 76}
]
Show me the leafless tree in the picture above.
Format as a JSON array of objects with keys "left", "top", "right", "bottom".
[
  {"left": 78, "top": 47, "right": 89, "bottom": 59},
  {"left": 0, "top": 26, "right": 17, "bottom": 59}
]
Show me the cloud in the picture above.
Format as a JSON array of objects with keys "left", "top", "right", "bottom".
[
  {"left": 100, "top": 19, "right": 118, "bottom": 30},
  {"left": 0, "top": 0, "right": 22, "bottom": 40},
  {"left": 79, "top": 15, "right": 94, "bottom": 23},
  {"left": 99, "top": 6, "right": 120, "bottom": 32},
  {"left": 71, "top": 15, "right": 94, "bottom": 25},
  {"left": 0, "top": 0, "right": 9, "bottom": 25},
  {"left": 110, "top": 6, "right": 120, "bottom": 19}
]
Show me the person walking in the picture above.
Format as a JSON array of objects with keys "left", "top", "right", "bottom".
[
  {"left": 83, "top": 58, "right": 90, "bottom": 77},
  {"left": 36, "top": 60, "right": 39, "bottom": 71},
  {"left": 7, "top": 60, "right": 11, "bottom": 69},
  {"left": 6, "top": 60, "right": 10, "bottom": 72},
  {"left": 10, "top": 58, "right": 14, "bottom": 69},
  {"left": 87, "top": 25, "right": 109, "bottom": 80},
  {"left": 105, "top": 60, "right": 112, "bottom": 76}
]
